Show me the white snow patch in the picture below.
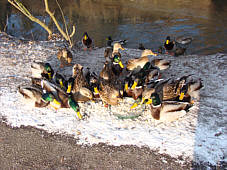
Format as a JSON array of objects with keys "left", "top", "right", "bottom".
[{"left": 0, "top": 36, "right": 226, "bottom": 166}]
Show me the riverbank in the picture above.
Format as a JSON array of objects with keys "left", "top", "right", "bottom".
[{"left": 0, "top": 32, "right": 226, "bottom": 169}]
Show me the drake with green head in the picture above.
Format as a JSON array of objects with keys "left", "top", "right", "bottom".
[
  {"left": 18, "top": 85, "right": 49, "bottom": 108},
  {"left": 149, "top": 92, "right": 192, "bottom": 122},
  {"left": 82, "top": 32, "right": 92, "bottom": 50},
  {"left": 111, "top": 55, "right": 124, "bottom": 77},
  {"left": 31, "top": 62, "right": 54, "bottom": 81},
  {"left": 68, "top": 95, "right": 82, "bottom": 119},
  {"left": 164, "top": 36, "right": 175, "bottom": 51},
  {"left": 41, "top": 92, "right": 61, "bottom": 110},
  {"left": 53, "top": 72, "right": 67, "bottom": 90}
]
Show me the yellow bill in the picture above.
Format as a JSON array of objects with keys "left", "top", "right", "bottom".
[
  {"left": 130, "top": 103, "right": 138, "bottom": 109},
  {"left": 84, "top": 35, "right": 88, "bottom": 40},
  {"left": 50, "top": 99, "right": 61, "bottom": 110},
  {"left": 77, "top": 111, "right": 83, "bottom": 119},
  {"left": 94, "top": 87, "right": 99, "bottom": 94},
  {"left": 48, "top": 72, "right": 52, "bottom": 79},
  {"left": 145, "top": 99, "right": 152, "bottom": 105},
  {"left": 166, "top": 40, "right": 169, "bottom": 44},
  {"left": 131, "top": 81, "right": 138, "bottom": 90},
  {"left": 140, "top": 97, "right": 145, "bottom": 105},
  {"left": 59, "top": 80, "right": 64, "bottom": 88},
  {"left": 124, "top": 83, "right": 128, "bottom": 91},
  {"left": 119, "top": 61, "right": 124, "bottom": 68},
  {"left": 121, "top": 47, "right": 125, "bottom": 50},
  {"left": 179, "top": 92, "right": 185, "bottom": 100},
  {"left": 67, "top": 84, "right": 72, "bottom": 93}
]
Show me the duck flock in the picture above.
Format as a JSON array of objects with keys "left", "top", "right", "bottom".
[{"left": 19, "top": 32, "right": 203, "bottom": 122}]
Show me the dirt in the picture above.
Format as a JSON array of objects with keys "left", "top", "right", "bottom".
[{"left": 0, "top": 121, "right": 194, "bottom": 170}]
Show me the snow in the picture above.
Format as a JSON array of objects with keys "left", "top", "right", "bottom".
[{"left": 0, "top": 33, "right": 226, "bottom": 166}]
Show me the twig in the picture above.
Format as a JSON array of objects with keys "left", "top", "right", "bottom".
[{"left": 8, "top": 0, "right": 52, "bottom": 36}]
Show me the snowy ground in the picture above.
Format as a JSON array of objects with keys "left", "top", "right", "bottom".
[{"left": 0, "top": 33, "right": 226, "bottom": 166}]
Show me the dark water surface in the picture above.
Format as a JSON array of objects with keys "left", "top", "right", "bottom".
[{"left": 0, "top": 0, "right": 227, "bottom": 55}]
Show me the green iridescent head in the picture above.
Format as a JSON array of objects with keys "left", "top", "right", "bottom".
[
  {"left": 44, "top": 63, "right": 52, "bottom": 72},
  {"left": 151, "top": 92, "right": 161, "bottom": 106},
  {"left": 42, "top": 92, "right": 54, "bottom": 102},
  {"left": 113, "top": 55, "right": 120, "bottom": 63},
  {"left": 143, "top": 62, "right": 151, "bottom": 71},
  {"left": 68, "top": 96, "right": 79, "bottom": 112}
]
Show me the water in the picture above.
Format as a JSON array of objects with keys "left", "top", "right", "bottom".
[{"left": 0, "top": 0, "right": 227, "bottom": 55}]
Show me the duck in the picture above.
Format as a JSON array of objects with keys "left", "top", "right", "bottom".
[
  {"left": 82, "top": 32, "right": 92, "bottom": 50},
  {"left": 53, "top": 72, "right": 67, "bottom": 90},
  {"left": 154, "top": 76, "right": 189, "bottom": 101},
  {"left": 174, "top": 47, "right": 186, "bottom": 57},
  {"left": 164, "top": 36, "right": 175, "bottom": 51},
  {"left": 18, "top": 85, "right": 49, "bottom": 108},
  {"left": 57, "top": 48, "right": 73, "bottom": 68},
  {"left": 150, "top": 58, "right": 171, "bottom": 70},
  {"left": 175, "top": 36, "right": 192, "bottom": 45},
  {"left": 106, "top": 36, "right": 127, "bottom": 48},
  {"left": 67, "top": 95, "right": 83, "bottom": 119},
  {"left": 177, "top": 78, "right": 203, "bottom": 102},
  {"left": 112, "top": 42, "right": 125, "bottom": 59},
  {"left": 128, "top": 62, "right": 160, "bottom": 90},
  {"left": 100, "top": 61, "right": 115, "bottom": 81},
  {"left": 124, "top": 74, "right": 144, "bottom": 100},
  {"left": 31, "top": 62, "right": 54, "bottom": 81},
  {"left": 126, "top": 49, "right": 157, "bottom": 71},
  {"left": 71, "top": 64, "right": 89, "bottom": 93},
  {"left": 32, "top": 78, "right": 68, "bottom": 109},
  {"left": 149, "top": 92, "right": 192, "bottom": 122},
  {"left": 138, "top": 43, "right": 145, "bottom": 50},
  {"left": 95, "top": 80, "right": 122, "bottom": 106}
]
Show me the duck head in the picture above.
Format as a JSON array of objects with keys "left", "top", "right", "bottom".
[
  {"left": 73, "top": 64, "right": 83, "bottom": 76},
  {"left": 68, "top": 96, "right": 82, "bottom": 119},
  {"left": 165, "top": 36, "right": 171, "bottom": 45},
  {"left": 113, "top": 55, "right": 124, "bottom": 68},
  {"left": 83, "top": 32, "right": 89, "bottom": 40},
  {"left": 42, "top": 92, "right": 61, "bottom": 110},
  {"left": 66, "top": 77, "right": 75, "bottom": 94}
]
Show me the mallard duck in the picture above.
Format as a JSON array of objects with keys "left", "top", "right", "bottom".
[
  {"left": 128, "top": 62, "right": 160, "bottom": 90},
  {"left": 71, "top": 64, "right": 89, "bottom": 93},
  {"left": 164, "top": 36, "right": 175, "bottom": 51},
  {"left": 31, "top": 62, "right": 54, "bottom": 81},
  {"left": 68, "top": 95, "right": 82, "bottom": 119},
  {"left": 150, "top": 59, "right": 171, "bottom": 70},
  {"left": 138, "top": 43, "right": 145, "bottom": 50},
  {"left": 106, "top": 36, "right": 127, "bottom": 48},
  {"left": 174, "top": 47, "right": 186, "bottom": 57},
  {"left": 177, "top": 78, "right": 203, "bottom": 101},
  {"left": 149, "top": 92, "right": 192, "bottom": 122},
  {"left": 175, "top": 36, "right": 192, "bottom": 45},
  {"left": 82, "top": 32, "right": 92, "bottom": 50},
  {"left": 53, "top": 72, "right": 67, "bottom": 90},
  {"left": 112, "top": 42, "right": 125, "bottom": 59},
  {"left": 18, "top": 85, "right": 49, "bottom": 107},
  {"left": 96, "top": 80, "right": 122, "bottom": 106},
  {"left": 100, "top": 61, "right": 115, "bottom": 81},
  {"left": 57, "top": 48, "right": 73, "bottom": 68},
  {"left": 123, "top": 73, "right": 144, "bottom": 100},
  {"left": 111, "top": 55, "right": 124, "bottom": 76},
  {"left": 126, "top": 49, "right": 157, "bottom": 71},
  {"left": 32, "top": 78, "right": 68, "bottom": 108}
]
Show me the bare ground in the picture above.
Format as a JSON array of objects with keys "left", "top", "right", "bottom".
[{"left": 0, "top": 121, "right": 194, "bottom": 170}]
